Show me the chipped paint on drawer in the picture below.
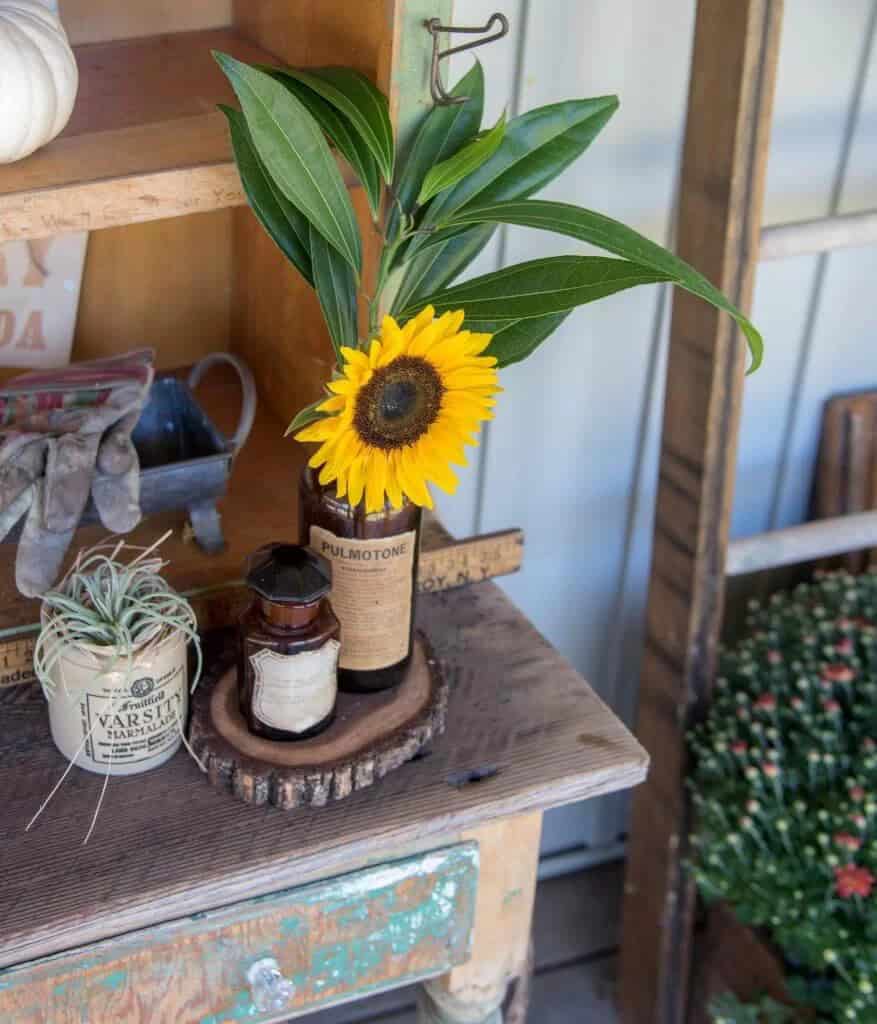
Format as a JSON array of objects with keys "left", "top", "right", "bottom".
[{"left": 0, "top": 843, "right": 478, "bottom": 1024}]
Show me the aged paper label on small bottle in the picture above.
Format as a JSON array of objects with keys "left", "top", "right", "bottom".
[
  {"left": 251, "top": 641, "right": 340, "bottom": 733},
  {"left": 310, "top": 527, "right": 416, "bottom": 671}
]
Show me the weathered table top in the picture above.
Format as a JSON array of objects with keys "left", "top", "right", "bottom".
[{"left": 0, "top": 580, "right": 648, "bottom": 969}]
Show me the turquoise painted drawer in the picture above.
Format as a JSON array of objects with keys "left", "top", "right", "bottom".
[{"left": 0, "top": 844, "right": 478, "bottom": 1024}]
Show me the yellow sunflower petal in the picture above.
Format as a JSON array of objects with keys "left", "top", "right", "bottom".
[
  {"left": 365, "top": 450, "right": 388, "bottom": 513},
  {"left": 442, "top": 369, "right": 500, "bottom": 389},
  {"left": 398, "top": 447, "right": 433, "bottom": 509},
  {"left": 340, "top": 346, "right": 369, "bottom": 369},
  {"left": 318, "top": 462, "right": 338, "bottom": 485},
  {"left": 308, "top": 440, "right": 333, "bottom": 468},
  {"left": 435, "top": 309, "right": 465, "bottom": 340},
  {"left": 377, "top": 317, "right": 405, "bottom": 365},
  {"left": 295, "top": 416, "right": 339, "bottom": 443},
  {"left": 408, "top": 319, "right": 446, "bottom": 357},
  {"left": 347, "top": 455, "right": 367, "bottom": 507},
  {"left": 317, "top": 394, "right": 347, "bottom": 413},
  {"left": 400, "top": 305, "right": 435, "bottom": 343},
  {"left": 442, "top": 393, "right": 497, "bottom": 418},
  {"left": 385, "top": 451, "right": 404, "bottom": 508},
  {"left": 463, "top": 332, "right": 494, "bottom": 356},
  {"left": 428, "top": 422, "right": 471, "bottom": 466},
  {"left": 415, "top": 437, "right": 459, "bottom": 494}
]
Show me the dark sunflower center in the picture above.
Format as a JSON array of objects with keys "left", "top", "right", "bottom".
[
  {"left": 380, "top": 379, "right": 418, "bottom": 421},
  {"left": 354, "top": 355, "right": 444, "bottom": 449}
]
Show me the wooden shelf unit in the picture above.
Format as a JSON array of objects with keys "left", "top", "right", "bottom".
[{"left": 0, "top": 7, "right": 654, "bottom": 1021}]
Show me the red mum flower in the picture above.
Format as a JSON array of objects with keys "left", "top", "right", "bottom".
[
  {"left": 762, "top": 763, "right": 780, "bottom": 779},
  {"left": 766, "top": 650, "right": 783, "bottom": 666},
  {"left": 791, "top": 696, "right": 805, "bottom": 711},
  {"left": 865, "top": 739, "right": 877, "bottom": 752},
  {"left": 823, "top": 664, "right": 855, "bottom": 684},
  {"left": 837, "top": 618, "right": 855, "bottom": 631},
  {"left": 822, "top": 699, "right": 842, "bottom": 714},
  {"left": 851, "top": 814, "right": 868, "bottom": 831},
  {"left": 835, "top": 864, "right": 875, "bottom": 899},
  {"left": 755, "top": 693, "right": 777, "bottom": 712},
  {"left": 851, "top": 786, "right": 867, "bottom": 802},
  {"left": 731, "top": 741, "right": 748, "bottom": 756},
  {"left": 834, "top": 832, "right": 862, "bottom": 852},
  {"left": 835, "top": 638, "right": 854, "bottom": 657}
]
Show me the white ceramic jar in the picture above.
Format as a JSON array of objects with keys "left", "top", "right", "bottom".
[{"left": 44, "top": 625, "right": 188, "bottom": 776}]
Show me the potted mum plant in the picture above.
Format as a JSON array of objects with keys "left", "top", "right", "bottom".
[
  {"left": 214, "top": 51, "right": 763, "bottom": 692},
  {"left": 689, "top": 571, "right": 877, "bottom": 1023}
]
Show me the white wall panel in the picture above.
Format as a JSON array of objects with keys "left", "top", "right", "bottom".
[{"left": 435, "top": 0, "right": 877, "bottom": 859}]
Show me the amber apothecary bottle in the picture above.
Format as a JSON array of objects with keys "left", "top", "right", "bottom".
[
  {"left": 299, "top": 468, "right": 421, "bottom": 693},
  {"left": 238, "top": 543, "right": 340, "bottom": 741}
]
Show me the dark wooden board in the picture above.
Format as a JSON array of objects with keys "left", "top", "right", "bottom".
[
  {"left": 814, "top": 390, "right": 877, "bottom": 572},
  {"left": 0, "top": 580, "right": 647, "bottom": 969},
  {"left": 619, "top": 2, "right": 783, "bottom": 1022},
  {"left": 687, "top": 905, "right": 812, "bottom": 1024},
  {"left": 190, "top": 634, "right": 448, "bottom": 807}
]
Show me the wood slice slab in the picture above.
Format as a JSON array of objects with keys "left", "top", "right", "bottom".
[{"left": 189, "top": 633, "right": 447, "bottom": 809}]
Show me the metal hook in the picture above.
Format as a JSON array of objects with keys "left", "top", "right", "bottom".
[{"left": 426, "top": 13, "right": 510, "bottom": 106}]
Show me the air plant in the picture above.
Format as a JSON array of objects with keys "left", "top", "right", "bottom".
[
  {"left": 34, "top": 530, "right": 201, "bottom": 701},
  {"left": 30, "top": 531, "right": 202, "bottom": 843}
]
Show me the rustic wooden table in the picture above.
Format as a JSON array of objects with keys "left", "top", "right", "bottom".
[{"left": 0, "top": 581, "right": 647, "bottom": 1024}]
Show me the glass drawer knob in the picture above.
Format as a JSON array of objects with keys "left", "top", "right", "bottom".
[{"left": 247, "top": 957, "right": 296, "bottom": 1013}]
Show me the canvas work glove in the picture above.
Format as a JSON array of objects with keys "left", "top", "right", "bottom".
[{"left": 0, "top": 350, "right": 154, "bottom": 596}]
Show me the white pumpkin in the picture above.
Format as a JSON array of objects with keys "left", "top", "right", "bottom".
[{"left": 0, "top": 0, "right": 78, "bottom": 163}]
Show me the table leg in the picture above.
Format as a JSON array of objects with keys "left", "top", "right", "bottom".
[{"left": 417, "top": 812, "right": 542, "bottom": 1024}]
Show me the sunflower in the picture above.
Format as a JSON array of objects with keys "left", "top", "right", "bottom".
[{"left": 295, "top": 306, "right": 500, "bottom": 513}]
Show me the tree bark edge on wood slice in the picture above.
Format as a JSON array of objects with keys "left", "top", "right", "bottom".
[{"left": 189, "top": 632, "right": 448, "bottom": 809}]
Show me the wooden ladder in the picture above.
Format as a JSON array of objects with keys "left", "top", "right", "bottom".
[{"left": 618, "top": 0, "right": 877, "bottom": 1021}]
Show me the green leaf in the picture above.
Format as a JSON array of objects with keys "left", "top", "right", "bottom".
[
  {"left": 446, "top": 199, "right": 764, "bottom": 372},
  {"left": 284, "top": 399, "right": 328, "bottom": 437},
  {"left": 219, "top": 105, "right": 313, "bottom": 285},
  {"left": 416, "top": 95, "right": 619, "bottom": 238},
  {"left": 280, "top": 67, "right": 394, "bottom": 183},
  {"left": 387, "top": 61, "right": 485, "bottom": 243},
  {"left": 214, "top": 52, "right": 361, "bottom": 274},
  {"left": 401, "top": 255, "right": 672, "bottom": 322},
  {"left": 391, "top": 223, "right": 496, "bottom": 315},
  {"left": 309, "top": 222, "right": 359, "bottom": 364},
  {"left": 466, "top": 312, "right": 572, "bottom": 367},
  {"left": 418, "top": 111, "right": 506, "bottom": 205},
  {"left": 268, "top": 74, "right": 382, "bottom": 218}
]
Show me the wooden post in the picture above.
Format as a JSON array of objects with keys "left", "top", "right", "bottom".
[
  {"left": 618, "top": 2, "right": 783, "bottom": 1022},
  {"left": 418, "top": 813, "right": 542, "bottom": 1024}
]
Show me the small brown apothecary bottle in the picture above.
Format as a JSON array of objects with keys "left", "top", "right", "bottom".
[{"left": 238, "top": 544, "right": 341, "bottom": 741}]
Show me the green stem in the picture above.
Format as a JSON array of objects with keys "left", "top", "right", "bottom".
[{"left": 367, "top": 226, "right": 414, "bottom": 340}]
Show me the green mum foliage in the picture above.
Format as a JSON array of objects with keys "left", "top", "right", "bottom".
[{"left": 690, "top": 571, "right": 877, "bottom": 1024}]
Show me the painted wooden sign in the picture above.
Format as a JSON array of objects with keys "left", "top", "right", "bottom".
[
  {"left": 0, "top": 233, "right": 88, "bottom": 368},
  {"left": 0, "top": 844, "right": 478, "bottom": 1023}
]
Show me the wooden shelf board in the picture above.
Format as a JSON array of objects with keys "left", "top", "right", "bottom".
[
  {"left": 0, "top": 28, "right": 355, "bottom": 240},
  {"left": 0, "top": 577, "right": 647, "bottom": 969}
]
